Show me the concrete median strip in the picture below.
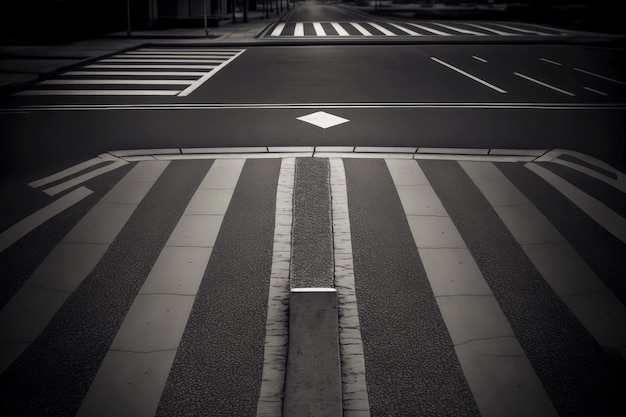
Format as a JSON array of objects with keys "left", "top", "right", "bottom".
[{"left": 284, "top": 288, "right": 342, "bottom": 417}]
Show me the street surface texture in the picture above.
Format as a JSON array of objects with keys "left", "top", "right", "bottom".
[
  {"left": 2, "top": 43, "right": 625, "bottom": 182},
  {"left": 1, "top": 2, "right": 625, "bottom": 416},
  {"left": 0, "top": 152, "right": 625, "bottom": 416}
]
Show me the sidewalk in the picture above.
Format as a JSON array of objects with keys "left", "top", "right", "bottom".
[{"left": 0, "top": 9, "right": 285, "bottom": 95}]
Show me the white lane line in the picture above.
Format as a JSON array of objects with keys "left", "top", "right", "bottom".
[
  {"left": 524, "top": 22, "right": 577, "bottom": 34},
  {"left": 86, "top": 64, "right": 217, "bottom": 69},
  {"left": 472, "top": 56, "right": 487, "bottom": 63},
  {"left": 551, "top": 158, "right": 625, "bottom": 192},
  {"left": 535, "top": 149, "right": 626, "bottom": 190},
  {"left": 77, "top": 159, "right": 242, "bottom": 417},
  {"left": 432, "top": 22, "right": 486, "bottom": 36},
  {"left": 349, "top": 22, "right": 373, "bottom": 36},
  {"left": 15, "top": 90, "right": 181, "bottom": 96},
  {"left": 99, "top": 59, "right": 223, "bottom": 64},
  {"left": 129, "top": 52, "right": 238, "bottom": 56},
  {"left": 330, "top": 22, "right": 350, "bottom": 36},
  {"left": 294, "top": 23, "right": 304, "bottom": 36},
  {"left": 388, "top": 23, "right": 421, "bottom": 36},
  {"left": 387, "top": 159, "right": 559, "bottom": 417},
  {"left": 584, "top": 87, "right": 608, "bottom": 96},
  {"left": 526, "top": 163, "right": 626, "bottom": 243},
  {"left": 16, "top": 102, "right": 626, "bottom": 112},
  {"left": 0, "top": 187, "right": 92, "bottom": 254},
  {"left": 43, "top": 159, "right": 129, "bottom": 196},
  {"left": 0, "top": 162, "right": 169, "bottom": 373},
  {"left": 271, "top": 22, "right": 286, "bottom": 36},
  {"left": 540, "top": 58, "right": 562, "bottom": 66},
  {"left": 178, "top": 49, "right": 246, "bottom": 97},
  {"left": 367, "top": 22, "right": 396, "bottom": 36},
  {"left": 464, "top": 22, "right": 519, "bottom": 36},
  {"left": 408, "top": 23, "right": 451, "bottom": 36},
  {"left": 29, "top": 153, "right": 118, "bottom": 188},
  {"left": 137, "top": 48, "right": 243, "bottom": 53},
  {"left": 257, "top": 158, "right": 295, "bottom": 417},
  {"left": 313, "top": 22, "right": 326, "bottom": 36},
  {"left": 491, "top": 23, "right": 553, "bottom": 36},
  {"left": 514, "top": 72, "right": 575, "bottom": 96},
  {"left": 574, "top": 68, "right": 626, "bottom": 86},
  {"left": 117, "top": 54, "right": 234, "bottom": 59},
  {"left": 329, "top": 158, "right": 371, "bottom": 417},
  {"left": 462, "top": 161, "right": 626, "bottom": 351},
  {"left": 431, "top": 57, "right": 507, "bottom": 93},
  {"left": 39, "top": 79, "right": 192, "bottom": 85},
  {"left": 63, "top": 71, "right": 205, "bottom": 77}
]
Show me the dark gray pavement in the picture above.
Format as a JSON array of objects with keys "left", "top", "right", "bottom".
[
  {"left": 1, "top": 3, "right": 625, "bottom": 416},
  {"left": 1, "top": 154, "right": 624, "bottom": 416}
]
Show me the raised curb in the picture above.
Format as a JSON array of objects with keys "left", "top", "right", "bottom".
[{"left": 283, "top": 288, "right": 342, "bottom": 417}]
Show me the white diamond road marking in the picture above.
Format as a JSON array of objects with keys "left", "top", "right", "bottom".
[{"left": 296, "top": 111, "right": 350, "bottom": 129}]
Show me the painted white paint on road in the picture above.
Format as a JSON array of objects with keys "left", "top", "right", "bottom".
[
  {"left": 137, "top": 48, "right": 243, "bottom": 53},
  {"left": 28, "top": 153, "right": 119, "bottom": 189},
  {"left": 584, "top": 87, "right": 608, "bottom": 96},
  {"left": 117, "top": 54, "right": 237, "bottom": 59},
  {"left": 465, "top": 22, "right": 519, "bottom": 36},
  {"left": 63, "top": 71, "right": 206, "bottom": 76},
  {"left": 313, "top": 22, "right": 326, "bottom": 36},
  {"left": 331, "top": 22, "right": 350, "bottom": 36},
  {"left": 330, "top": 158, "right": 371, "bottom": 417},
  {"left": 472, "top": 56, "right": 487, "bottom": 63},
  {"left": 431, "top": 57, "right": 507, "bottom": 93},
  {"left": 15, "top": 102, "right": 626, "bottom": 113},
  {"left": 39, "top": 79, "right": 192, "bottom": 85},
  {"left": 15, "top": 90, "right": 180, "bottom": 96},
  {"left": 514, "top": 72, "right": 575, "bottom": 96},
  {"left": 492, "top": 23, "right": 554, "bottom": 36},
  {"left": 387, "top": 159, "right": 558, "bottom": 417},
  {"left": 257, "top": 158, "right": 295, "bottom": 416},
  {"left": 367, "top": 22, "right": 396, "bottom": 36},
  {"left": 100, "top": 59, "right": 225, "bottom": 64},
  {"left": 540, "top": 58, "right": 562, "bottom": 66},
  {"left": 43, "top": 158, "right": 129, "bottom": 196},
  {"left": 462, "top": 161, "right": 626, "bottom": 352},
  {"left": 86, "top": 64, "right": 217, "bottom": 69},
  {"left": 388, "top": 22, "right": 421, "bottom": 36},
  {"left": 177, "top": 49, "right": 246, "bottom": 97},
  {"left": 432, "top": 22, "right": 486, "bottom": 36},
  {"left": 349, "top": 22, "right": 373, "bottom": 36},
  {"left": 0, "top": 161, "right": 168, "bottom": 374},
  {"left": 408, "top": 22, "right": 451, "bottom": 36},
  {"left": 0, "top": 186, "right": 92, "bottom": 254},
  {"left": 525, "top": 163, "right": 626, "bottom": 243},
  {"left": 294, "top": 22, "right": 304, "bottom": 36},
  {"left": 77, "top": 159, "right": 242, "bottom": 417},
  {"left": 574, "top": 68, "right": 626, "bottom": 86},
  {"left": 271, "top": 22, "right": 286, "bottom": 36}
]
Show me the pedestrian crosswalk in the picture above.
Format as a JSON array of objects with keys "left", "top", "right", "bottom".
[
  {"left": 266, "top": 20, "right": 567, "bottom": 38},
  {"left": 13, "top": 48, "right": 246, "bottom": 97},
  {"left": 1, "top": 151, "right": 625, "bottom": 416}
]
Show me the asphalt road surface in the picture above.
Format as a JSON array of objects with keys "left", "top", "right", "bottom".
[
  {"left": 2, "top": 43, "right": 625, "bottom": 183},
  {"left": 1, "top": 2, "right": 625, "bottom": 417},
  {"left": 1, "top": 153, "right": 626, "bottom": 417}
]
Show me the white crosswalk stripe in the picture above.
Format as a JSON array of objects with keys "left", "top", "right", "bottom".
[
  {"left": 2, "top": 155, "right": 624, "bottom": 416},
  {"left": 266, "top": 21, "right": 564, "bottom": 38},
  {"left": 13, "top": 47, "right": 246, "bottom": 97}
]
